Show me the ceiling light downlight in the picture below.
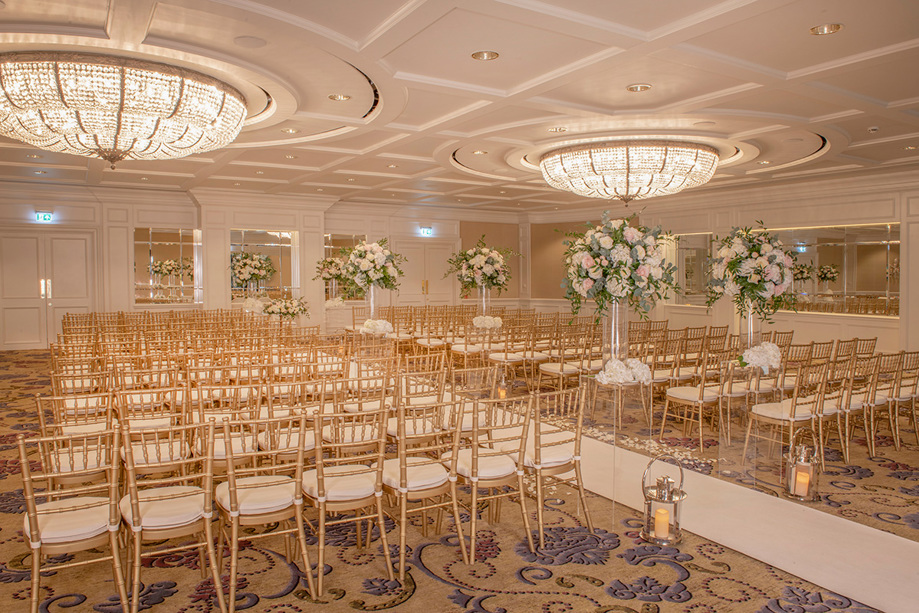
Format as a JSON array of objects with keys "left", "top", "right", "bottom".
[
  {"left": 539, "top": 140, "right": 719, "bottom": 203},
  {"left": 810, "top": 23, "right": 843, "bottom": 35},
  {"left": 471, "top": 51, "right": 499, "bottom": 61},
  {"left": 0, "top": 51, "right": 247, "bottom": 169}
]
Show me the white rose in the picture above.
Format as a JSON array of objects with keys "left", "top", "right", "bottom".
[{"left": 598, "top": 236, "right": 614, "bottom": 249}]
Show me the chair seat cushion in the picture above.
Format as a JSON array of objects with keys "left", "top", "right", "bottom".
[
  {"left": 752, "top": 397, "right": 816, "bottom": 421},
  {"left": 666, "top": 386, "right": 718, "bottom": 403},
  {"left": 257, "top": 428, "right": 316, "bottom": 452},
  {"left": 495, "top": 431, "right": 574, "bottom": 469},
  {"left": 381, "top": 457, "right": 448, "bottom": 491},
  {"left": 539, "top": 362, "right": 579, "bottom": 375},
  {"left": 450, "top": 343, "right": 483, "bottom": 354},
  {"left": 216, "top": 476, "right": 296, "bottom": 515},
  {"left": 446, "top": 448, "right": 516, "bottom": 480},
  {"left": 416, "top": 338, "right": 446, "bottom": 347},
  {"left": 28, "top": 496, "right": 111, "bottom": 544},
  {"left": 520, "top": 351, "right": 550, "bottom": 361},
  {"left": 120, "top": 485, "right": 206, "bottom": 530},
  {"left": 302, "top": 465, "right": 377, "bottom": 501},
  {"left": 488, "top": 352, "right": 525, "bottom": 363}
]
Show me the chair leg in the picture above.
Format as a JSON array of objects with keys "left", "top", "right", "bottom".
[
  {"left": 516, "top": 473, "right": 535, "bottom": 554},
  {"left": 228, "top": 519, "right": 239, "bottom": 613},
  {"left": 398, "top": 495, "right": 408, "bottom": 582},
  {"left": 131, "top": 534, "right": 142, "bottom": 613},
  {"left": 533, "top": 470, "right": 545, "bottom": 550},
  {"left": 468, "top": 484, "right": 478, "bottom": 562},
  {"left": 574, "top": 462, "right": 594, "bottom": 535},
  {"left": 659, "top": 398, "right": 671, "bottom": 438},
  {"left": 317, "top": 507, "right": 327, "bottom": 596},
  {"left": 294, "top": 509, "right": 316, "bottom": 599},
  {"left": 450, "top": 481, "right": 469, "bottom": 565},
  {"left": 741, "top": 418, "right": 754, "bottom": 466},
  {"left": 29, "top": 548, "right": 41, "bottom": 613},
  {"left": 375, "top": 496, "right": 394, "bottom": 582},
  {"left": 108, "top": 531, "right": 130, "bottom": 613}
]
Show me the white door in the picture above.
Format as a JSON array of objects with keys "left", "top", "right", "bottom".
[
  {"left": 0, "top": 231, "right": 95, "bottom": 349},
  {"left": 392, "top": 240, "right": 457, "bottom": 306}
]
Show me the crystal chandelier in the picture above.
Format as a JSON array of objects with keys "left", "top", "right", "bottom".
[
  {"left": 0, "top": 52, "right": 247, "bottom": 168},
  {"left": 539, "top": 140, "right": 719, "bottom": 203}
]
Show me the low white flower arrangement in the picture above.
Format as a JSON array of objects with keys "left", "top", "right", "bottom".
[
  {"left": 816, "top": 264, "right": 839, "bottom": 283},
  {"left": 595, "top": 358, "right": 652, "bottom": 385},
  {"left": 242, "top": 297, "right": 265, "bottom": 314},
  {"left": 231, "top": 252, "right": 276, "bottom": 283},
  {"left": 739, "top": 341, "right": 782, "bottom": 374},
  {"left": 325, "top": 297, "right": 345, "bottom": 308},
  {"left": 263, "top": 298, "right": 309, "bottom": 319},
  {"left": 472, "top": 315, "right": 503, "bottom": 330},
  {"left": 150, "top": 259, "right": 182, "bottom": 276},
  {"left": 792, "top": 263, "right": 814, "bottom": 282},
  {"left": 360, "top": 319, "right": 394, "bottom": 335}
]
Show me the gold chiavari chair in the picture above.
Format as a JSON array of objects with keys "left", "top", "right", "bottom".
[
  {"left": 524, "top": 386, "right": 594, "bottom": 549},
  {"left": 779, "top": 343, "right": 815, "bottom": 399},
  {"left": 659, "top": 348, "right": 723, "bottom": 451},
  {"left": 302, "top": 406, "right": 393, "bottom": 595},
  {"left": 18, "top": 429, "right": 129, "bottom": 613},
  {"left": 36, "top": 391, "right": 114, "bottom": 438},
  {"left": 114, "top": 387, "right": 184, "bottom": 431},
  {"left": 646, "top": 337, "right": 684, "bottom": 429},
  {"left": 892, "top": 351, "right": 919, "bottom": 446},
  {"left": 772, "top": 330, "right": 794, "bottom": 350},
  {"left": 833, "top": 338, "right": 856, "bottom": 362},
  {"left": 120, "top": 420, "right": 226, "bottom": 613},
  {"left": 810, "top": 340, "right": 835, "bottom": 365},
  {"left": 864, "top": 352, "right": 902, "bottom": 455},
  {"left": 854, "top": 337, "right": 878, "bottom": 358},
  {"left": 383, "top": 400, "right": 466, "bottom": 580},
  {"left": 51, "top": 368, "right": 111, "bottom": 395},
  {"left": 452, "top": 396, "right": 535, "bottom": 561},
  {"left": 215, "top": 415, "right": 317, "bottom": 610}
]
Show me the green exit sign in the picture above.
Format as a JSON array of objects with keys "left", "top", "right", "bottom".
[{"left": 35, "top": 211, "right": 53, "bottom": 223}]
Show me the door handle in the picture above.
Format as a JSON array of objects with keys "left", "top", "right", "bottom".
[{"left": 40, "top": 278, "right": 45, "bottom": 299}]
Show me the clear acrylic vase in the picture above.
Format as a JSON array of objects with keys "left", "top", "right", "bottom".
[
  {"left": 741, "top": 305, "right": 761, "bottom": 350},
  {"left": 368, "top": 284, "right": 377, "bottom": 320},
  {"left": 477, "top": 283, "right": 491, "bottom": 316},
  {"left": 603, "top": 300, "right": 630, "bottom": 364}
]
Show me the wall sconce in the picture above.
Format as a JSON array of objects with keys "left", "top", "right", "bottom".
[
  {"left": 420, "top": 226, "right": 433, "bottom": 237},
  {"left": 35, "top": 211, "right": 53, "bottom": 223},
  {"left": 640, "top": 455, "right": 686, "bottom": 546}
]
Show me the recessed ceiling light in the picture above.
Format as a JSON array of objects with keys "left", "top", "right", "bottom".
[
  {"left": 285, "top": 154, "right": 297, "bottom": 159},
  {"left": 328, "top": 94, "right": 351, "bottom": 101},
  {"left": 499, "top": 190, "right": 507, "bottom": 194},
  {"left": 387, "top": 164, "right": 398, "bottom": 168},
  {"left": 26, "top": 154, "right": 41, "bottom": 159},
  {"left": 316, "top": 188, "right": 324, "bottom": 192},
  {"left": 34, "top": 170, "right": 46, "bottom": 174},
  {"left": 471, "top": 50, "right": 499, "bottom": 61},
  {"left": 456, "top": 199, "right": 463, "bottom": 202},
  {"left": 810, "top": 23, "right": 843, "bottom": 36},
  {"left": 233, "top": 182, "right": 241, "bottom": 186},
  {"left": 626, "top": 83, "right": 652, "bottom": 93},
  {"left": 693, "top": 121, "right": 716, "bottom": 127},
  {"left": 347, "top": 178, "right": 356, "bottom": 182},
  {"left": 472, "top": 150, "right": 487, "bottom": 155},
  {"left": 905, "top": 146, "right": 918, "bottom": 151},
  {"left": 547, "top": 127, "right": 568, "bottom": 133},
  {"left": 140, "top": 177, "right": 149, "bottom": 181},
  {"left": 255, "top": 170, "right": 264, "bottom": 175},
  {"left": 234, "top": 36, "right": 267, "bottom": 48},
  {"left": 758, "top": 160, "right": 771, "bottom": 165},
  {"left": 281, "top": 128, "right": 299, "bottom": 134}
]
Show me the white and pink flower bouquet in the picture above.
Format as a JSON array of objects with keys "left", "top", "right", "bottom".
[
  {"left": 150, "top": 259, "right": 182, "bottom": 276},
  {"left": 231, "top": 251, "right": 275, "bottom": 284},
  {"left": 816, "top": 264, "right": 839, "bottom": 283},
  {"left": 341, "top": 238, "right": 404, "bottom": 296},
  {"left": 263, "top": 298, "right": 309, "bottom": 319},
  {"left": 596, "top": 357, "right": 652, "bottom": 385},
  {"left": 314, "top": 257, "right": 344, "bottom": 281},
  {"left": 563, "top": 213, "right": 678, "bottom": 318},
  {"left": 445, "top": 237, "right": 515, "bottom": 297},
  {"left": 706, "top": 224, "right": 795, "bottom": 320}
]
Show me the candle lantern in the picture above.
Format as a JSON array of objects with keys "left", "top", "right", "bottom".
[
  {"left": 496, "top": 372, "right": 508, "bottom": 399},
  {"left": 640, "top": 454, "right": 686, "bottom": 546},
  {"left": 784, "top": 427, "right": 820, "bottom": 502}
]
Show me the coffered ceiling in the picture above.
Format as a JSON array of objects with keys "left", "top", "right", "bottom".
[{"left": 1, "top": 0, "right": 918, "bottom": 212}]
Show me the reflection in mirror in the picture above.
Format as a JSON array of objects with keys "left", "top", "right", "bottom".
[
  {"left": 134, "top": 228, "right": 200, "bottom": 304},
  {"left": 324, "top": 233, "right": 365, "bottom": 300},
  {"left": 230, "top": 230, "right": 297, "bottom": 300},
  {"left": 774, "top": 223, "right": 899, "bottom": 316},
  {"left": 673, "top": 233, "right": 711, "bottom": 306}
]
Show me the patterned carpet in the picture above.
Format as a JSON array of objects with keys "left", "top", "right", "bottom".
[
  {"left": 0, "top": 351, "right": 880, "bottom": 612},
  {"left": 582, "top": 383, "right": 919, "bottom": 542}
]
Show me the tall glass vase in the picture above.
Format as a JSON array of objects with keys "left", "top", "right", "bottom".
[
  {"left": 329, "top": 278, "right": 338, "bottom": 300},
  {"left": 741, "top": 305, "right": 761, "bottom": 350},
  {"left": 477, "top": 282, "right": 491, "bottom": 316},
  {"left": 368, "top": 284, "right": 378, "bottom": 320},
  {"left": 167, "top": 274, "right": 177, "bottom": 300},
  {"left": 152, "top": 273, "right": 164, "bottom": 300},
  {"left": 602, "top": 300, "right": 630, "bottom": 364},
  {"left": 247, "top": 279, "right": 258, "bottom": 299}
]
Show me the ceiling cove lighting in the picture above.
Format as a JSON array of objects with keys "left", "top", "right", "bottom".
[
  {"left": 539, "top": 140, "right": 719, "bottom": 203},
  {"left": 0, "top": 52, "right": 247, "bottom": 169}
]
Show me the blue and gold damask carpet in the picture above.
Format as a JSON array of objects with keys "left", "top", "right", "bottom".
[{"left": 0, "top": 351, "right": 879, "bottom": 612}]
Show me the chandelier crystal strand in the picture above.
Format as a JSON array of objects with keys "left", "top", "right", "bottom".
[
  {"left": 0, "top": 52, "right": 247, "bottom": 168},
  {"left": 540, "top": 140, "right": 719, "bottom": 202}
]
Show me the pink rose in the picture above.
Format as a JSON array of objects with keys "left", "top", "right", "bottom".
[
  {"left": 636, "top": 264, "right": 651, "bottom": 278},
  {"left": 623, "top": 227, "right": 641, "bottom": 244},
  {"left": 582, "top": 255, "right": 596, "bottom": 269},
  {"left": 583, "top": 278, "right": 594, "bottom": 291}
]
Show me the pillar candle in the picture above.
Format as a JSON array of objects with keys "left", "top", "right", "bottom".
[
  {"left": 653, "top": 508, "right": 669, "bottom": 539},
  {"left": 793, "top": 469, "right": 810, "bottom": 497}
]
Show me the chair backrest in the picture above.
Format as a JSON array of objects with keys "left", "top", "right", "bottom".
[
  {"left": 854, "top": 337, "right": 878, "bottom": 357},
  {"left": 898, "top": 351, "right": 919, "bottom": 399},
  {"left": 310, "top": 407, "right": 387, "bottom": 496},
  {"left": 18, "top": 428, "right": 122, "bottom": 545},
  {"left": 36, "top": 392, "right": 114, "bottom": 437},
  {"left": 811, "top": 341, "right": 835, "bottom": 364},
  {"left": 469, "top": 396, "right": 532, "bottom": 471},
  {"left": 789, "top": 362, "right": 829, "bottom": 416},
  {"left": 833, "top": 338, "right": 856, "bottom": 361},
  {"left": 772, "top": 331, "right": 794, "bottom": 349},
  {"left": 870, "top": 352, "right": 903, "bottom": 405},
  {"left": 393, "top": 400, "right": 460, "bottom": 489},
  {"left": 113, "top": 367, "right": 179, "bottom": 391},
  {"left": 450, "top": 366, "right": 498, "bottom": 399},
  {"left": 115, "top": 387, "right": 185, "bottom": 429},
  {"left": 195, "top": 383, "right": 264, "bottom": 423},
  {"left": 531, "top": 386, "right": 583, "bottom": 467}
]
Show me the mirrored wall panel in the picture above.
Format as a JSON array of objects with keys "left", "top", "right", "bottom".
[
  {"left": 134, "top": 228, "right": 199, "bottom": 304},
  {"left": 230, "top": 230, "right": 297, "bottom": 299},
  {"left": 673, "top": 233, "right": 711, "bottom": 306},
  {"left": 323, "top": 233, "right": 365, "bottom": 299}
]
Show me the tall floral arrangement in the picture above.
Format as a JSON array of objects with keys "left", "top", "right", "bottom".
[
  {"left": 816, "top": 264, "right": 839, "bottom": 283},
  {"left": 706, "top": 224, "right": 795, "bottom": 319},
  {"left": 445, "top": 237, "right": 515, "bottom": 297},
  {"left": 563, "top": 213, "right": 678, "bottom": 318},
  {"left": 340, "top": 238, "right": 404, "bottom": 297},
  {"left": 231, "top": 252, "right": 275, "bottom": 284},
  {"left": 314, "top": 257, "right": 344, "bottom": 281},
  {"left": 150, "top": 259, "right": 183, "bottom": 276},
  {"left": 792, "top": 263, "right": 814, "bottom": 282}
]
